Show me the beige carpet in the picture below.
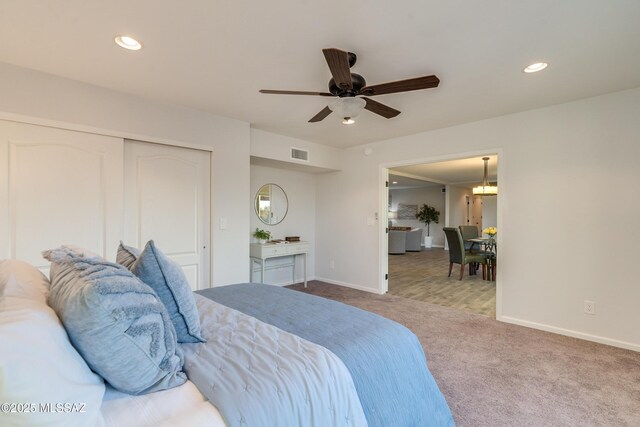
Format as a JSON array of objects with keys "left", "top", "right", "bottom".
[
  {"left": 389, "top": 248, "right": 496, "bottom": 318},
  {"left": 288, "top": 281, "right": 640, "bottom": 427}
]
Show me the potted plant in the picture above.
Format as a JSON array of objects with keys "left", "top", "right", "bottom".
[
  {"left": 415, "top": 204, "right": 440, "bottom": 248},
  {"left": 253, "top": 228, "right": 271, "bottom": 244}
]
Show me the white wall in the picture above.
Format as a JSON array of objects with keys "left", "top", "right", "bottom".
[
  {"left": 251, "top": 128, "right": 342, "bottom": 171},
  {"left": 316, "top": 87, "right": 640, "bottom": 351},
  {"left": 446, "top": 185, "right": 471, "bottom": 227},
  {"left": 482, "top": 197, "right": 497, "bottom": 231},
  {"left": 444, "top": 185, "right": 472, "bottom": 250},
  {"left": 0, "top": 62, "right": 251, "bottom": 286},
  {"left": 390, "top": 186, "right": 445, "bottom": 246},
  {"left": 250, "top": 164, "right": 316, "bottom": 285}
]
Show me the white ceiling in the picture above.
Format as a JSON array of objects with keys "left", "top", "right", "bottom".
[
  {"left": 1, "top": 1, "right": 639, "bottom": 148},
  {"left": 391, "top": 155, "right": 498, "bottom": 189}
]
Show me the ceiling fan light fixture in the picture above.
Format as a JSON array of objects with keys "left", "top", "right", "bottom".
[
  {"left": 329, "top": 97, "right": 366, "bottom": 119},
  {"left": 523, "top": 62, "right": 548, "bottom": 73},
  {"left": 115, "top": 35, "right": 142, "bottom": 50},
  {"left": 342, "top": 117, "right": 355, "bottom": 125},
  {"left": 259, "top": 48, "right": 440, "bottom": 123},
  {"left": 472, "top": 157, "right": 498, "bottom": 196}
]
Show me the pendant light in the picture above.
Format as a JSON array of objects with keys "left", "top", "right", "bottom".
[{"left": 472, "top": 157, "right": 497, "bottom": 196}]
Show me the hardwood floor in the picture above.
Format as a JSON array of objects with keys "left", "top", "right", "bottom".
[{"left": 388, "top": 248, "right": 496, "bottom": 317}]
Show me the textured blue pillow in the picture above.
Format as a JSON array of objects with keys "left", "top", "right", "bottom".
[
  {"left": 43, "top": 246, "right": 187, "bottom": 395},
  {"left": 116, "top": 241, "right": 140, "bottom": 270},
  {"left": 131, "top": 241, "right": 205, "bottom": 343}
]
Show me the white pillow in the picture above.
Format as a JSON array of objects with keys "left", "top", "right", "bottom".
[{"left": 0, "top": 259, "right": 105, "bottom": 427}]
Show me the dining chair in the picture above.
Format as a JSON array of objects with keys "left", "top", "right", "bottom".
[
  {"left": 444, "top": 227, "right": 487, "bottom": 280},
  {"left": 459, "top": 225, "right": 480, "bottom": 252}
]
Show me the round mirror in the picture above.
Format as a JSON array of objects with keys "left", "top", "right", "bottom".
[{"left": 255, "top": 183, "right": 288, "bottom": 225}]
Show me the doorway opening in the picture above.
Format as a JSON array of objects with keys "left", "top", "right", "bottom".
[{"left": 382, "top": 154, "right": 499, "bottom": 318}]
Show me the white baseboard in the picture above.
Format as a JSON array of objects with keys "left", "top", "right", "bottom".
[
  {"left": 273, "top": 277, "right": 639, "bottom": 352},
  {"left": 282, "top": 279, "right": 639, "bottom": 352},
  {"left": 263, "top": 276, "right": 317, "bottom": 287},
  {"left": 314, "top": 277, "right": 384, "bottom": 295},
  {"left": 499, "top": 315, "right": 640, "bottom": 352}
]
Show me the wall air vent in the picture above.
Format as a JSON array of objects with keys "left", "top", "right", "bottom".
[{"left": 290, "top": 147, "right": 309, "bottom": 162}]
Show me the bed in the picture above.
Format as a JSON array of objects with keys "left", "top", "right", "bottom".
[{"left": 0, "top": 245, "right": 454, "bottom": 427}]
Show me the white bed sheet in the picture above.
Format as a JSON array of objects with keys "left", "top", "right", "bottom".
[{"left": 101, "top": 380, "right": 226, "bottom": 427}]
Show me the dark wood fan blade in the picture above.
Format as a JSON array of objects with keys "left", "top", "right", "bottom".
[
  {"left": 308, "top": 106, "right": 333, "bottom": 123},
  {"left": 322, "top": 48, "right": 352, "bottom": 90},
  {"left": 260, "top": 89, "right": 334, "bottom": 96},
  {"left": 359, "top": 75, "right": 440, "bottom": 96},
  {"left": 363, "top": 97, "right": 401, "bottom": 119}
]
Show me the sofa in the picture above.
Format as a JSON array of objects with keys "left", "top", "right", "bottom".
[
  {"left": 405, "top": 228, "right": 423, "bottom": 251},
  {"left": 389, "top": 230, "right": 407, "bottom": 254},
  {"left": 388, "top": 228, "right": 423, "bottom": 254}
]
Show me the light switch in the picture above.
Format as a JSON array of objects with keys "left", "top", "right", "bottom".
[
  {"left": 367, "top": 217, "right": 375, "bottom": 226},
  {"left": 220, "top": 217, "right": 228, "bottom": 230}
]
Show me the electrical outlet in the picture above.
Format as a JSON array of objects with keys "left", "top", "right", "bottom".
[
  {"left": 330, "top": 260, "right": 335, "bottom": 270},
  {"left": 584, "top": 300, "right": 596, "bottom": 315}
]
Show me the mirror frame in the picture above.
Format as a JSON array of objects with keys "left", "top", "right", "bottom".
[{"left": 254, "top": 183, "right": 289, "bottom": 225}]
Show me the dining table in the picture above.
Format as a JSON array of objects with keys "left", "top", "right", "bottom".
[{"left": 467, "top": 237, "right": 497, "bottom": 281}]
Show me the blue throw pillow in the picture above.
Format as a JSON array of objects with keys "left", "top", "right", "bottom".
[
  {"left": 116, "top": 241, "right": 140, "bottom": 270},
  {"left": 43, "top": 246, "right": 187, "bottom": 395},
  {"left": 131, "top": 241, "right": 205, "bottom": 343}
]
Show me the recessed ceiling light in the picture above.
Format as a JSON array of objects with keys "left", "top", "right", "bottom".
[
  {"left": 114, "top": 35, "right": 142, "bottom": 51},
  {"left": 523, "top": 62, "right": 548, "bottom": 73},
  {"left": 342, "top": 117, "right": 355, "bottom": 125},
  {"left": 392, "top": 181, "right": 398, "bottom": 184}
]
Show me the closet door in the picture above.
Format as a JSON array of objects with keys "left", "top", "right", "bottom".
[
  {"left": 0, "top": 120, "right": 123, "bottom": 274},
  {"left": 124, "top": 140, "right": 211, "bottom": 290}
]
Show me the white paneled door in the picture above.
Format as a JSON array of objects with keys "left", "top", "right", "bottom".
[
  {"left": 0, "top": 120, "right": 124, "bottom": 274},
  {"left": 124, "top": 140, "right": 211, "bottom": 290}
]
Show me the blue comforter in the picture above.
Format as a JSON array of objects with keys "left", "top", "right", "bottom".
[{"left": 197, "top": 284, "right": 454, "bottom": 427}]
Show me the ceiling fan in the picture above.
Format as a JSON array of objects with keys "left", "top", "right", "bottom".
[{"left": 259, "top": 48, "right": 440, "bottom": 124}]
